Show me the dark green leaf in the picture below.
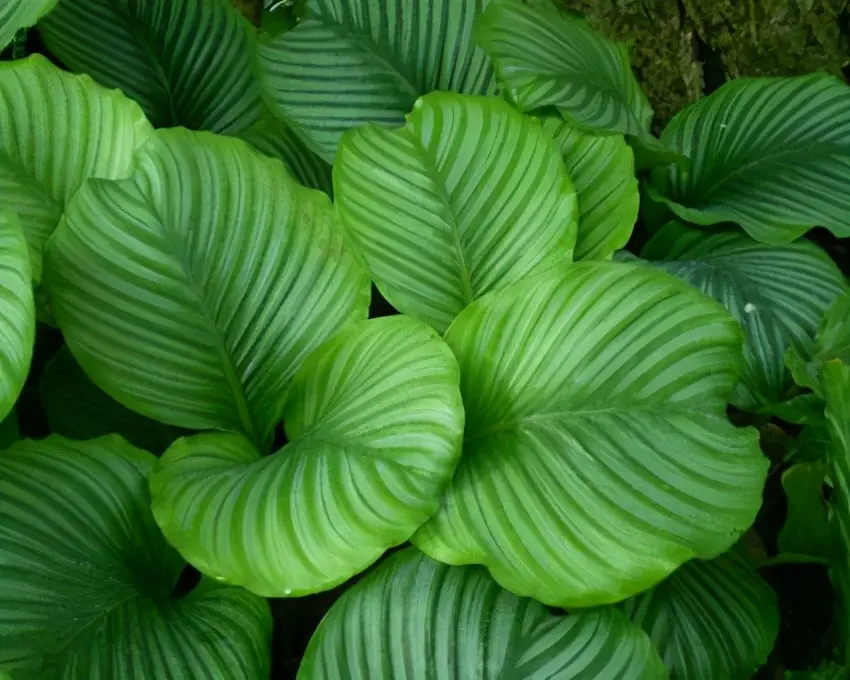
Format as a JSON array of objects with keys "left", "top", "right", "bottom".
[{"left": 777, "top": 462, "right": 831, "bottom": 561}]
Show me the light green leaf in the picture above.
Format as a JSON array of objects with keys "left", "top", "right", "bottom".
[
  {"left": 541, "top": 117, "right": 638, "bottom": 261},
  {"left": 299, "top": 547, "right": 667, "bottom": 679},
  {"left": 0, "top": 0, "right": 56, "bottom": 50},
  {"left": 258, "top": 0, "right": 496, "bottom": 162},
  {"left": 788, "top": 292, "right": 850, "bottom": 398},
  {"left": 0, "top": 55, "right": 152, "bottom": 281},
  {"left": 0, "top": 435, "right": 271, "bottom": 679},
  {"left": 40, "top": 346, "right": 180, "bottom": 455},
  {"left": 777, "top": 462, "right": 831, "bottom": 561},
  {"left": 335, "top": 93, "right": 577, "bottom": 333},
  {"left": 475, "top": 0, "right": 652, "bottom": 138},
  {"left": 413, "top": 262, "right": 768, "bottom": 607},
  {"left": 0, "top": 212, "right": 33, "bottom": 422},
  {"left": 648, "top": 75, "right": 850, "bottom": 244},
  {"left": 151, "top": 316, "right": 464, "bottom": 597},
  {"left": 641, "top": 222, "right": 847, "bottom": 410},
  {"left": 45, "top": 129, "right": 369, "bottom": 450},
  {"left": 38, "top": 0, "right": 262, "bottom": 133},
  {"left": 241, "top": 117, "right": 332, "bottom": 194},
  {"left": 624, "top": 550, "right": 779, "bottom": 680}
]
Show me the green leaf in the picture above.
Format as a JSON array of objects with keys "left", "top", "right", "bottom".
[
  {"left": 0, "top": 55, "right": 152, "bottom": 281},
  {"left": 759, "top": 393, "right": 825, "bottom": 427},
  {"left": 0, "top": 435, "right": 271, "bottom": 679},
  {"left": 0, "top": 413, "right": 18, "bottom": 450},
  {"left": 298, "top": 547, "right": 667, "bottom": 679},
  {"left": 475, "top": 0, "right": 652, "bottom": 139},
  {"left": 788, "top": 292, "right": 850, "bottom": 398},
  {"left": 40, "top": 346, "right": 180, "bottom": 454},
  {"left": 641, "top": 222, "right": 847, "bottom": 410},
  {"left": 648, "top": 75, "right": 850, "bottom": 245},
  {"left": 45, "top": 129, "right": 369, "bottom": 450},
  {"left": 0, "top": 212, "right": 33, "bottom": 422},
  {"left": 0, "top": 0, "right": 56, "bottom": 50},
  {"left": 541, "top": 117, "right": 638, "bottom": 261},
  {"left": 241, "top": 117, "right": 333, "bottom": 194},
  {"left": 38, "top": 0, "right": 262, "bottom": 133},
  {"left": 777, "top": 462, "right": 831, "bottom": 561},
  {"left": 258, "top": 0, "right": 496, "bottom": 162},
  {"left": 623, "top": 550, "right": 779, "bottom": 679},
  {"left": 335, "top": 93, "right": 577, "bottom": 333},
  {"left": 413, "top": 262, "right": 768, "bottom": 607},
  {"left": 151, "top": 316, "right": 464, "bottom": 597}
]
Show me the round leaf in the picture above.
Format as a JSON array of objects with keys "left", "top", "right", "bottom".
[
  {"left": 541, "top": 117, "right": 638, "bottom": 261},
  {"left": 151, "top": 316, "right": 464, "bottom": 597},
  {"left": 45, "top": 129, "right": 369, "bottom": 449},
  {"left": 0, "top": 0, "right": 56, "bottom": 50},
  {"left": 335, "top": 93, "right": 578, "bottom": 333},
  {"left": 413, "top": 262, "right": 768, "bottom": 607},
  {"left": 642, "top": 222, "right": 847, "bottom": 410},
  {"left": 0, "top": 435, "right": 271, "bottom": 679},
  {"left": 0, "top": 212, "right": 33, "bottom": 422},
  {"left": 0, "top": 55, "right": 152, "bottom": 280},
  {"left": 299, "top": 547, "right": 666, "bottom": 680},
  {"left": 38, "top": 0, "right": 262, "bottom": 133},
  {"left": 649, "top": 75, "right": 850, "bottom": 244},
  {"left": 258, "top": 0, "right": 496, "bottom": 162}
]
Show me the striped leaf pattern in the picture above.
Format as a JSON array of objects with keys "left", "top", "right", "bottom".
[
  {"left": 335, "top": 93, "right": 578, "bottom": 333},
  {"left": 475, "top": 0, "right": 652, "bottom": 137},
  {"left": 649, "top": 75, "right": 850, "bottom": 244},
  {"left": 0, "top": 0, "right": 56, "bottom": 50},
  {"left": 151, "top": 317, "right": 464, "bottom": 597},
  {"left": 258, "top": 0, "right": 496, "bottom": 162},
  {"left": 45, "top": 129, "right": 369, "bottom": 450},
  {"left": 623, "top": 550, "right": 779, "bottom": 679},
  {"left": 413, "top": 262, "right": 768, "bottom": 607},
  {"left": 299, "top": 548, "right": 667, "bottom": 680},
  {"left": 0, "top": 435, "right": 271, "bottom": 679},
  {"left": 0, "top": 212, "right": 33, "bottom": 423},
  {"left": 0, "top": 55, "right": 152, "bottom": 281},
  {"left": 541, "top": 117, "right": 638, "bottom": 261},
  {"left": 642, "top": 222, "right": 848, "bottom": 410},
  {"left": 38, "top": 0, "right": 262, "bottom": 133}
]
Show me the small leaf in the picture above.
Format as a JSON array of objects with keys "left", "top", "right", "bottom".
[
  {"left": 777, "top": 462, "right": 831, "bottom": 561},
  {"left": 413, "top": 262, "right": 768, "bottom": 607},
  {"left": 648, "top": 75, "right": 850, "bottom": 244},
  {"left": 151, "top": 316, "right": 464, "bottom": 597},
  {"left": 788, "top": 292, "right": 850, "bottom": 398},
  {"left": 335, "top": 93, "right": 577, "bottom": 333},
  {"left": 299, "top": 547, "right": 667, "bottom": 679},
  {"left": 623, "top": 550, "right": 779, "bottom": 679},
  {"left": 0, "top": 0, "right": 56, "bottom": 50},
  {"left": 0, "top": 435, "right": 271, "bottom": 679}
]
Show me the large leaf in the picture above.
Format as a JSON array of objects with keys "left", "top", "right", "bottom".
[
  {"left": 299, "top": 547, "right": 666, "bottom": 679},
  {"left": 0, "top": 435, "right": 271, "bottom": 679},
  {"left": 45, "top": 129, "right": 369, "bottom": 450},
  {"left": 0, "top": 0, "right": 56, "bottom": 50},
  {"left": 648, "top": 75, "right": 850, "bottom": 244},
  {"left": 334, "top": 93, "right": 577, "bottom": 333},
  {"left": 0, "top": 55, "right": 152, "bottom": 281},
  {"left": 623, "top": 550, "right": 779, "bottom": 679},
  {"left": 258, "top": 0, "right": 496, "bottom": 162},
  {"left": 0, "top": 212, "right": 33, "bottom": 422},
  {"left": 475, "top": 0, "right": 651, "bottom": 138},
  {"left": 541, "top": 117, "right": 638, "bottom": 261},
  {"left": 641, "top": 222, "right": 847, "bottom": 410},
  {"left": 413, "top": 262, "right": 768, "bottom": 607},
  {"left": 151, "top": 316, "right": 464, "bottom": 597},
  {"left": 38, "top": 0, "right": 261, "bottom": 133}
]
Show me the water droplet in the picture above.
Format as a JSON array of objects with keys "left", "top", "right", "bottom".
[
  {"left": 283, "top": 588, "right": 293, "bottom": 596},
  {"left": 720, "top": 123, "right": 727, "bottom": 129},
  {"left": 744, "top": 302, "right": 756, "bottom": 314},
  {"left": 214, "top": 576, "right": 227, "bottom": 582}
]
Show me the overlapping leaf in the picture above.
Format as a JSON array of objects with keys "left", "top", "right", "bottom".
[
  {"left": 0, "top": 435, "right": 271, "bottom": 679},
  {"left": 624, "top": 550, "right": 779, "bottom": 679},
  {"left": 45, "top": 129, "right": 369, "bottom": 450},
  {"left": 413, "top": 262, "right": 768, "bottom": 607},
  {"left": 258, "top": 0, "right": 496, "bottom": 161},
  {"left": 788, "top": 292, "right": 850, "bottom": 398},
  {"left": 0, "top": 0, "right": 56, "bottom": 50},
  {"left": 151, "top": 316, "right": 464, "bottom": 597},
  {"left": 648, "top": 75, "right": 850, "bottom": 244},
  {"left": 335, "top": 93, "right": 578, "bottom": 332},
  {"left": 299, "top": 548, "right": 666, "bottom": 679},
  {"left": 641, "top": 222, "right": 847, "bottom": 409},
  {"left": 38, "top": 0, "right": 262, "bottom": 133},
  {"left": 777, "top": 462, "right": 831, "bottom": 561},
  {"left": 0, "top": 55, "right": 152, "bottom": 281}
]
